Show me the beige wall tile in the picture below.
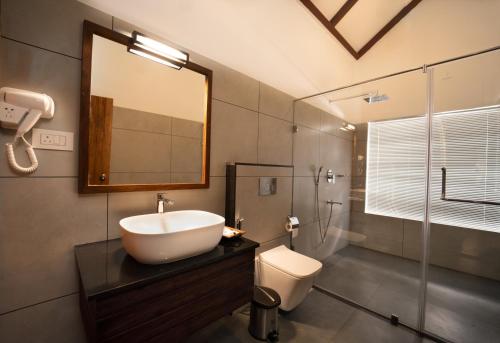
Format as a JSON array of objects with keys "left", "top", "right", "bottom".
[
  {"left": 430, "top": 223, "right": 500, "bottom": 280},
  {"left": 0, "top": 294, "right": 85, "bottom": 343},
  {"left": 236, "top": 176, "right": 292, "bottom": 244},
  {"left": 186, "top": 52, "right": 260, "bottom": 111},
  {"left": 350, "top": 235, "right": 404, "bottom": 257},
  {"left": 293, "top": 176, "right": 316, "bottom": 225},
  {"left": 171, "top": 136, "right": 202, "bottom": 173},
  {"left": 256, "top": 235, "right": 291, "bottom": 255},
  {"left": 0, "top": 178, "right": 107, "bottom": 313},
  {"left": 237, "top": 165, "right": 293, "bottom": 177},
  {"left": 292, "top": 124, "right": 320, "bottom": 177},
  {"left": 293, "top": 221, "right": 322, "bottom": 260},
  {"left": 320, "top": 112, "right": 353, "bottom": 141},
  {"left": 0, "top": 38, "right": 81, "bottom": 177},
  {"left": 210, "top": 100, "right": 258, "bottom": 176},
  {"left": 315, "top": 212, "right": 351, "bottom": 261},
  {"left": 349, "top": 212, "right": 404, "bottom": 257},
  {"left": 402, "top": 220, "right": 421, "bottom": 261},
  {"left": 404, "top": 220, "right": 500, "bottom": 281},
  {"left": 112, "top": 107, "right": 172, "bottom": 134},
  {"left": 293, "top": 101, "right": 322, "bottom": 130},
  {"left": 320, "top": 133, "right": 353, "bottom": 177},
  {"left": 172, "top": 117, "right": 203, "bottom": 139},
  {"left": 1, "top": 0, "right": 111, "bottom": 58},
  {"left": 258, "top": 83, "right": 294, "bottom": 122},
  {"left": 211, "top": 64, "right": 260, "bottom": 111},
  {"left": 258, "top": 114, "right": 293, "bottom": 165},
  {"left": 171, "top": 173, "right": 202, "bottom": 183},
  {"left": 318, "top": 176, "right": 351, "bottom": 220},
  {"left": 352, "top": 138, "right": 367, "bottom": 177},
  {"left": 107, "top": 176, "right": 225, "bottom": 238},
  {"left": 110, "top": 129, "right": 171, "bottom": 173},
  {"left": 109, "top": 172, "right": 171, "bottom": 184}
]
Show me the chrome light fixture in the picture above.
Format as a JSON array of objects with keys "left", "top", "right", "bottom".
[
  {"left": 128, "top": 31, "right": 189, "bottom": 70},
  {"left": 340, "top": 122, "right": 356, "bottom": 132}
]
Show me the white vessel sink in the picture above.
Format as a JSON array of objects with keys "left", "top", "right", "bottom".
[{"left": 119, "top": 210, "right": 225, "bottom": 264}]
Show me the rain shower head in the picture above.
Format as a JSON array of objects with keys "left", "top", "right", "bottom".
[
  {"left": 329, "top": 92, "right": 389, "bottom": 104},
  {"left": 363, "top": 94, "right": 389, "bottom": 104}
]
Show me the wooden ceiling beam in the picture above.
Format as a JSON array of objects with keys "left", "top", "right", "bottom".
[
  {"left": 330, "top": 0, "right": 358, "bottom": 26},
  {"left": 357, "top": 0, "right": 422, "bottom": 58},
  {"left": 299, "top": 0, "right": 422, "bottom": 60},
  {"left": 299, "top": 0, "right": 358, "bottom": 58}
]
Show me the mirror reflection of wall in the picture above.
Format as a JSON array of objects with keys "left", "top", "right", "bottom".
[{"left": 90, "top": 35, "right": 206, "bottom": 185}]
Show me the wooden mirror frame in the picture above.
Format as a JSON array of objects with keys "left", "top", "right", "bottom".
[{"left": 79, "top": 21, "right": 212, "bottom": 193}]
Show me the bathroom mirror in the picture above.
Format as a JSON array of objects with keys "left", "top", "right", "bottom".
[{"left": 79, "top": 21, "right": 211, "bottom": 193}]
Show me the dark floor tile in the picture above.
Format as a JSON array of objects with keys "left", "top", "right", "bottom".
[
  {"left": 280, "top": 290, "right": 355, "bottom": 336},
  {"left": 333, "top": 311, "right": 428, "bottom": 343},
  {"left": 316, "top": 263, "right": 381, "bottom": 304},
  {"left": 319, "top": 245, "right": 500, "bottom": 343},
  {"left": 367, "top": 285, "right": 419, "bottom": 328},
  {"left": 425, "top": 302, "right": 500, "bottom": 343},
  {"left": 187, "top": 290, "right": 355, "bottom": 343}
]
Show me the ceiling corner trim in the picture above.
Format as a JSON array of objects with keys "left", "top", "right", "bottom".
[{"left": 299, "top": 0, "right": 422, "bottom": 60}]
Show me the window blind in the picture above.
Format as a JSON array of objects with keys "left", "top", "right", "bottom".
[{"left": 365, "top": 105, "right": 500, "bottom": 233}]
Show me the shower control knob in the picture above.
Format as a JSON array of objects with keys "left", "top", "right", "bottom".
[{"left": 327, "top": 169, "right": 335, "bottom": 183}]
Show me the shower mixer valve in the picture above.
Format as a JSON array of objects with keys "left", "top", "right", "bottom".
[
  {"left": 326, "top": 169, "right": 334, "bottom": 183},
  {"left": 326, "top": 200, "right": 343, "bottom": 205}
]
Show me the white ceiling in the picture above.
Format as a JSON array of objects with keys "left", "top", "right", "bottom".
[{"left": 79, "top": 0, "right": 500, "bottom": 122}]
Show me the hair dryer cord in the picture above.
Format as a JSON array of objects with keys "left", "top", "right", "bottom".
[{"left": 5, "top": 135, "right": 39, "bottom": 174}]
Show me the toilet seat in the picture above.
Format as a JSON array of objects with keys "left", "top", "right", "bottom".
[{"left": 259, "top": 245, "right": 322, "bottom": 279}]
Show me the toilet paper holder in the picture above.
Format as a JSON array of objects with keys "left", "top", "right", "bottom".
[
  {"left": 285, "top": 216, "right": 299, "bottom": 249},
  {"left": 286, "top": 216, "right": 299, "bottom": 230}
]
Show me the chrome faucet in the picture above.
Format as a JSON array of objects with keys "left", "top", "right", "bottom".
[{"left": 157, "top": 193, "right": 175, "bottom": 213}]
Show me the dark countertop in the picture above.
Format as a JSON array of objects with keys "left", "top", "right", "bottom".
[{"left": 75, "top": 237, "right": 259, "bottom": 300}]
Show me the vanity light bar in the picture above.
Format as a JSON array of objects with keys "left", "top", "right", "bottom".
[
  {"left": 127, "top": 45, "right": 182, "bottom": 70},
  {"left": 130, "top": 31, "right": 189, "bottom": 68}
]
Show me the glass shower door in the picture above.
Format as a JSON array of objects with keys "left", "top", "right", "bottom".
[
  {"left": 424, "top": 49, "right": 500, "bottom": 342},
  {"left": 305, "top": 70, "right": 428, "bottom": 329}
]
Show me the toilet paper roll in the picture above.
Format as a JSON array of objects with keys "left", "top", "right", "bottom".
[{"left": 285, "top": 216, "right": 300, "bottom": 238}]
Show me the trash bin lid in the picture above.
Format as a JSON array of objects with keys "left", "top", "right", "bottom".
[{"left": 252, "top": 286, "right": 281, "bottom": 309}]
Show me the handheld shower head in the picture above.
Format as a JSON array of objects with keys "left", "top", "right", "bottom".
[{"left": 315, "top": 166, "right": 323, "bottom": 185}]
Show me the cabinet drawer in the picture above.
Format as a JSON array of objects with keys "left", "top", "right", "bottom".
[{"left": 93, "top": 251, "right": 255, "bottom": 342}]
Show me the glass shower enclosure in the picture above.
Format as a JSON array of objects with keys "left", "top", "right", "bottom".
[{"left": 293, "top": 47, "right": 500, "bottom": 343}]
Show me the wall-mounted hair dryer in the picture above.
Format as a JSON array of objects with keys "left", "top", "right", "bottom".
[{"left": 0, "top": 87, "right": 55, "bottom": 174}]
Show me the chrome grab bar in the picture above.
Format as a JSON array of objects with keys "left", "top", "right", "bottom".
[{"left": 440, "top": 167, "right": 500, "bottom": 206}]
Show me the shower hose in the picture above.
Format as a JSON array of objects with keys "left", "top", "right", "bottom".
[{"left": 314, "top": 175, "right": 334, "bottom": 244}]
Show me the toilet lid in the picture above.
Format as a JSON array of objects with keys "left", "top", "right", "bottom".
[{"left": 259, "top": 245, "right": 322, "bottom": 279}]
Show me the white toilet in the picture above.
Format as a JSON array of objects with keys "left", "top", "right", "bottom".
[{"left": 256, "top": 245, "right": 322, "bottom": 311}]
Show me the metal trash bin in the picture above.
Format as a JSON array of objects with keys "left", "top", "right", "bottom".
[{"left": 248, "top": 286, "right": 281, "bottom": 341}]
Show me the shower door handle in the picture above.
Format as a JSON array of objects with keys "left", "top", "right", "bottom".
[{"left": 440, "top": 167, "right": 500, "bottom": 206}]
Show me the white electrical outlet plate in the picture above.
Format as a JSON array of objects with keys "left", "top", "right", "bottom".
[{"left": 32, "top": 128, "right": 74, "bottom": 151}]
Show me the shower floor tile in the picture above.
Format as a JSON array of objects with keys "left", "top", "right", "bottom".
[{"left": 316, "top": 245, "right": 500, "bottom": 343}]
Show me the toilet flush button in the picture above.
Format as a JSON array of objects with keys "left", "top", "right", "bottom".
[{"left": 259, "top": 177, "right": 277, "bottom": 196}]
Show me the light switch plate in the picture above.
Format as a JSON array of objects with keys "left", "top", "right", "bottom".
[{"left": 32, "top": 128, "right": 74, "bottom": 151}]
